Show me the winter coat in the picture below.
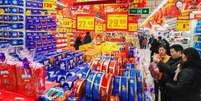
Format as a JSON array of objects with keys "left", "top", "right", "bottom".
[
  {"left": 165, "top": 60, "right": 201, "bottom": 101},
  {"left": 157, "top": 57, "right": 182, "bottom": 101}
]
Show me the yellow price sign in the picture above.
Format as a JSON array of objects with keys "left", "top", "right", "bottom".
[
  {"left": 26, "top": 10, "right": 31, "bottom": 15},
  {"left": 76, "top": 16, "right": 95, "bottom": 31},
  {"left": 107, "top": 14, "right": 128, "bottom": 30},
  {"left": 43, "top": 1, "right": 56, "bottom": 10},
  {"left": 128, "top": 23, "right": 138, "bottom": 32},
  {"left": 176, "top": 20, "right": 190, "bottom": 31},
  {"left": 62, "top": 18, "right": 72, "bottom": 27},
  {"left": 0, "top": 9, "right": 4, "bottom": 15},
  {"left": 95, "top": 24, "right": 103, "bottom": 32}
]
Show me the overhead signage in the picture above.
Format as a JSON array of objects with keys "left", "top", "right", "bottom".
[
  {"left": 106, "top": 13, "right": 128, "bottom": 31},
  {"left": 76, "top": 15, "right": 95, "bottom": 31}
]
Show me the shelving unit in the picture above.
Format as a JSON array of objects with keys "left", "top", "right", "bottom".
[
  {"left": 193, "top": 19, "right": 201, "bottom": 57},
  {"left": 0, "top": 0, "right": 26, "bottom": 48}
]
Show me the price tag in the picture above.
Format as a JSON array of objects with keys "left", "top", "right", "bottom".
[
  {"left": 107, "top": 14, "right": 128, "bottom": 30},
  {"left": 62, "top": 18, "right": 72, "bottom": 27},
  {"left": 128, "top": 23, "right": 138, "bottom": 32},
  {"left": 96, "top": 24, "right": 103, "bottom": 32},
  {"left": 43, "top": 1, "right": 56, "bottom": 10},
  {"left": 176, "top": 20, "right": 190, "bottom": 31},
  {"left": 0, "top": 9, "right": 4, "bottom": 15},
  {"left": 76, "top": 16, "right": 95, "bottom": 31},
  {"left": 26, "top": 10, "right": 31, "bottom": 15}
]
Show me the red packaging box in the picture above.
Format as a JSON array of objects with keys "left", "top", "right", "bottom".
[{"left": 0, "top": 63, "right": 17, "bottom": 92}]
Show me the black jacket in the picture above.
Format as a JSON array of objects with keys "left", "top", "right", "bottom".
[
  {"left": 157, "top": 57, "right": 182, "bottom": 101},
  {"left": 166, "top": 60, "right": 201, "bottom": 101},
  {"left": 158, "top": 57, "right": 181, "bottom": 82}
]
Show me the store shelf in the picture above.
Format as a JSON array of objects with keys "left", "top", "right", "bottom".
[
  {"left": 0, "top": 38, "right": 24, "bottom": 40},
  {"left": 0, "top": 5, "right": 24, "bottom": 8},
  {"left": 26, "top": 0, "right": 43, "bottom": 3},
  {"left": 194, "top": 33, "right": 201, "bottom": 36},
  {"left": 3, "top": 13, "right": 24, "bottom": 16},
  {"left": 196, "top": 48, "right": 201, "bottom": 51},
  {"left": 0, "top": 21, "right": 24, "bottom": 23},
  {"left": 0, "top": 30, "right": 24, "bottom": 32},
  {"left": 26, "top": 30, "right": 50, "bottom": 32},
  {"left": 26, "top": 7, "right": 44, "bottom": 10}
]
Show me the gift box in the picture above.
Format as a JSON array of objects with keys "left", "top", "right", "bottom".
[
  {"left": 16, "top": 63, "right": 46, "bottom": 98},
  {"left": 0, "top": 63, "right": 17, "bottom": 92}
]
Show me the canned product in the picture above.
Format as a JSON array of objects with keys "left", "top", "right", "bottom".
[
  {"left": 121, "top": 76, "right": 128, "bottom": 101},
  {"left": 129, "top": 77, "right": 135, "bottom": 101},
  {"left": 85, "top": 71, "right": 96, "bottom": 98},
  {"left": 73, "top": 79, "right": 86, "bottom": 97},
  {"left": 97, "top": 60, "right": 104, "bottom": 71},
  {"left": 100, "top": 74, "right": 113, "bottom": 101},
  {"left": 93, "top": 72, "right": 103, "bottom": 100},
  {"left": 113, "top": 76, "right": 121, "bottom": 96},
  {"left": 110, "top": 96, "right": 119, "bottom": 101},
  {"left": 102, "top": 60, "right": 110, "bottom": 73},
  {"left": 108, "top": 60, "right": 119, "bottom": 76}
]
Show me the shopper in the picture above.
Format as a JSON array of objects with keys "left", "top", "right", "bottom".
[
  {"left": 83, "top": 32, "right": 92, "bottom": 44},
  {"left": 74, "top": 36, "right": 82, "bottom": 50},
  {"left": 143, "top": 38, "right": 148, "bottom": 49},
  {"left": 150, "top": 36, "right": 160, "bottom": 62},
  {"left": 165, "top": 47, "right": 201, "bottom": 101},
  {"left": 153, "top": 44, "right": 183, "bottom": 101},
  {"left": 152, "top": 45, "right": 170, "bottom": 101},
  {"left": 158, "top": 36, "right": 170, "bottom": 55}
]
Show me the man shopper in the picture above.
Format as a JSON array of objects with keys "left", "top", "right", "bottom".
[{"left": 153, "top": 44, "right": 183, "bottom": 101}]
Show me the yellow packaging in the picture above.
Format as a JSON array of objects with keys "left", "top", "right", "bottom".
[{"left": 84, "top": 49, "right": 101, "bottom": 62}]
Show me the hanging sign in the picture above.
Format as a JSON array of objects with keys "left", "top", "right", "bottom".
[
  {"left": 128, "top": 23, "right": 138, "bottom": 32},
  {"left": 43, "top": 0, "right": 56, "bottom": 10},
  {"left": 76, "top": 15, "right": 95, "bottom": 31},
  {"left": 176, "top": 20, "right": 190, "bottom": 31},
  {"left": 106, "top": 13, "right": 128, "bottom": 31}
]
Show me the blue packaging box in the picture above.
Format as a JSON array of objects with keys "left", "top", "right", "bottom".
[
  {"left": 46, "top": 68, "right": 60, "bottom": 82},
  {"left": 10, "top": 23, "right": 23, "bottom": 29},
  {"left": 9, "top": 32, "right": 18, "bottom": 38},
  {"left": 32, "top": 2, "right": 38, "bottom": 8},
  {"left": 9, "top": 39, "right": 23, "bottom": 45},
  {"left": 0, "top": 15, "right": 3, "bottom": 21},
  {"left": 4, "top": 15, "right": 9, "bottom": 21}
]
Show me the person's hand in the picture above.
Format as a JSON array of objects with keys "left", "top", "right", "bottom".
[{"left": 153, "top": 55, "right": 160, "bottom": 63}]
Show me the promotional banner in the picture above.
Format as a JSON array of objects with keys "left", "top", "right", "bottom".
[
  {"left": 76, "top": 15, "right": 95, "bottom": 31},
  {"left": 176, "top": 20, "right": 190, "bottom": 31},
  {"left": 128, "top": 23, "right": 138, "bottom": 32},
  {"left": 106, "top": 13, "right": 128, "bottom": 31}
]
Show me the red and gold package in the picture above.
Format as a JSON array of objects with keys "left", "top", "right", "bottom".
[
  {"left": 16, "top": 64, "right": 46, "bottom": 98},
  {"left": 0, "top": 63, "right": 17, "bottom": 92}
]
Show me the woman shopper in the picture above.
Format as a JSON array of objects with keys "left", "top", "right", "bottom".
[
  {"left": 151, "top": 45, "right": 170, "bottom": 101},
  {"left": 166, "top": 47, "right": 201, "bottom": 101}
]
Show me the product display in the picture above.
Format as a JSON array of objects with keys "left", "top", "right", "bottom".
[{"left": 0, "top": 0, "right": 200, "bottom": 100}]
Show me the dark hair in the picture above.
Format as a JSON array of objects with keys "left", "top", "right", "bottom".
[
  {"left": 183, "top": 47, "right": 200, "bottom": 61},
  {"left": 158, "top": 36, "right": 162, "bottom": 40},
  {"left": 86, "top": 32, "right": 90, "bottom": 35},
  {"left": 159, "top": 44, "right": 169, "bottom": 52},
  {"left": 170, "top": 44, "right": 183, "bottom": 52}
]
